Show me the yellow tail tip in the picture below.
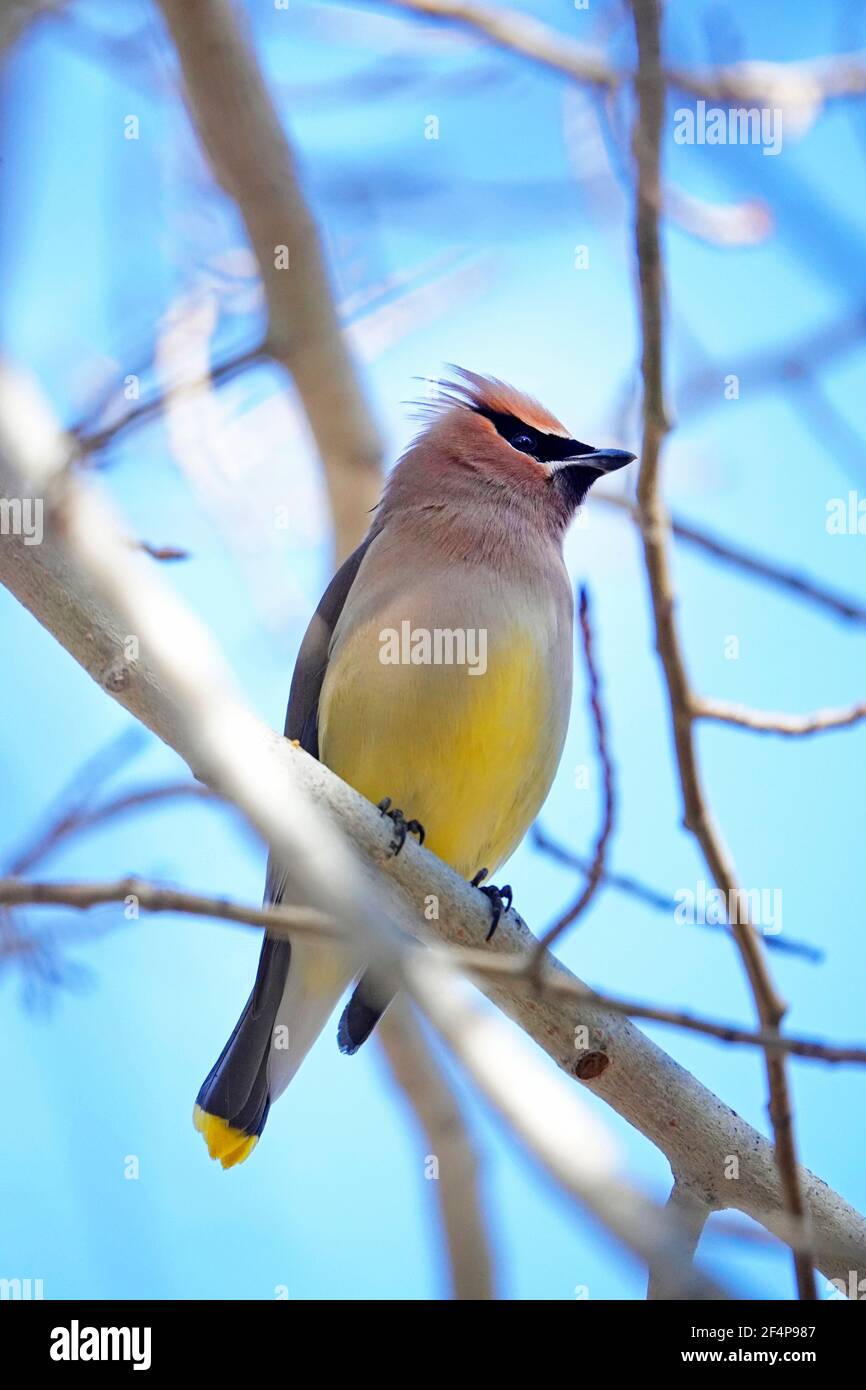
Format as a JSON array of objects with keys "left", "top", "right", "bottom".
[{"left": 193, "top": 1103, "right": 258, "bottom": 1169}]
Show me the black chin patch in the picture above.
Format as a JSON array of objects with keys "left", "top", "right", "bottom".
[
  {"left": 552, "top": 463, "right": 600, "bottom": 509},
  {"left": 473, "top": 407, "right": 590, "bottom": 463}
]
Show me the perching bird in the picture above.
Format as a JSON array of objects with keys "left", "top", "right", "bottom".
[{"left": 194, "top": 369, "right": 634, "bottom": 1167}]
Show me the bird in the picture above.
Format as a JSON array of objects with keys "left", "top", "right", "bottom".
[{"left": 194, "top": 368, "right": 635, "bottom": 1167}]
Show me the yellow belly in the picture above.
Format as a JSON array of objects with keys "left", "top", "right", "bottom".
[{"left": 319, "top": 625, "right": 560, "bottom": 879}]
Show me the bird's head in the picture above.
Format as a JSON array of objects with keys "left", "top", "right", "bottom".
[{"left": 393, "top": 368, "right": 635, "bottom": 529}]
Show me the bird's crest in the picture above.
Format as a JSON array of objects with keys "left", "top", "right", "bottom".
[{"left": 411, "top": 366, "right": 571, "bottom": 437}]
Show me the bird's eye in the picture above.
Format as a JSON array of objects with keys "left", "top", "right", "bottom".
[{"left": 510, "top": 432, "right": 535, "bottom": 454}]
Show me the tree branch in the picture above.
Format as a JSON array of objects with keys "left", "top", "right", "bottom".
[
  {"left": 378, "top": 0, "right": 866, "bottom": 110},
  {"left": 531, "top": 822, "right": 822, "bottom": 962},
  {"left": 629, "top": 0, "right": 816, "bottom": 1299},
  {"left": 156, "top": 0, "right": 383, "bottom": 561},
  {"left": 378, "top": 997, "right": 496, "bottom": 1300},
  {"left": 596, "top": 492, "right": 866, "bottom": 628},
  {"left": 534, "top": 587, "right": 614, "bottom": 959},
  {"left": 4, "top": 873, "right": 865, "bottom": 1064},
  {"left": 695, "top": 697, "right": 866, "bottom": 737}
]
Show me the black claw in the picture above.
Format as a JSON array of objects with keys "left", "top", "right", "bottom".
[
  {"left": 470, "top": 867, "right": 489, "bottom": 889},
  {"left": 377, "top": 800, "right": 425, "bottom": 856},
  {"left": 475, "top": 880, "right": 514, "bottom": 941},
  {"left": 406, "top": 819, "right": 425, "bottom": 846}
]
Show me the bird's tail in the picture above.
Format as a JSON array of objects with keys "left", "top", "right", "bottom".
[
  {"left": 337, "top": 968, "right": 395, "bottom": 1054},
  {"left": 194, "top": 933, "right": 355, "bottom": 1168}
]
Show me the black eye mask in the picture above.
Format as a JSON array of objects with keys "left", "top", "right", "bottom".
[{"left": 473, "top": 407, "right": 592, "bottom": 463}]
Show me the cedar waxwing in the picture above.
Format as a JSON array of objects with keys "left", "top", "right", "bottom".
[{"left": 194, "top": 369, "right": 635, "bottom": 1167}]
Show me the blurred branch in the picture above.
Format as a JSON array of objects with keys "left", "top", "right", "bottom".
[
  {"left": 535, "top": 586, "right": 614, "bottom": 960},
  {"left": 3, "top": 370, "right": 866, "bottom": 1283},
  {"left": 530, "top": 817, "right": 822, "bottom": 961},
  {"left": 378, "top": 997, "right": 495, "bottom": 1301},
  {"left": 679, "top": 302, "right": 866, "bottom": 420},
  {"left": 532, "top": 821, "right": 674, "bottom": 913},
  {"left": 660, "top": 507, "right": 866, "bottom": 624},
  {"left": 629, "top": 0, "right": 815, "bottom": 1299},
  {"left": 695, "top": 697, "right": 866, "bottom": 737},
  {"left": 156, "top": 0, "right": 383, "bottom": 561},
  {"left": 531, "top": 823, "right": 822, "bottom": 962},
  {"left": 0, "top": 0, "right": 62, "bottom": 52},
  {"left": 379, "top": 0, "right": 866, "bottom": 110},
  {"left": 647, "top": 1182, "right": 710, "bottom": 1300},
  {"left": 405, "top": 954, "right": 728, "bottom": 1298},
  {"left": 7, "top": 781, "right": 216, "bottom": 887},
  {"left": 73, "top": 344, "right": 265, "bottom": 459},
  {"left": 598, "top": 492, "right": 866, "bottom": 626},
  {"left": 135, "top": 541, "right": 190, "bottom": 562},
  {"left": 4, "top": 875, "right": 865, "bottom": 1062},
  {"left": 663, "top": 187, "right": 772, "bottom": 248},
  {"left": 673, "top": 50, "right": 866, "bottom": 107},
  {"left": 378, "top": 0, "right": 618, "bottom": 89}
]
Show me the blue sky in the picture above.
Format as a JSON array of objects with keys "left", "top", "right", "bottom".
[{"left": 1, "top": 0, "right": 864, "bottom": 1299}]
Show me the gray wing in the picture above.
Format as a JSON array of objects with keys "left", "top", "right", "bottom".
[
  {"left": 265, "top": 531, "right": 377, "bottom": 902},
  {"left": 195, "top": 532, "right": 377, "bottom": 1146}
]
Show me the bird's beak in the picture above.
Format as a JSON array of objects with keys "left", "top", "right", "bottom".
[{"left": 567, "top": 447, "right": 636, "bottom": 473}]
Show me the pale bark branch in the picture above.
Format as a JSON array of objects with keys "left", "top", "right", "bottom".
[
  {"left": 378, "top": 997, "right": 496, "bottom": 1301},
  {"left": 2, "top": 376, "right": 864, "bottom": 1288},
  {"left": 629, "top": 0, "right": 816, "bottom": 1299},
  {"left": 156, "top": 0, "right": 383, "bottom": 561},
  {"left": 695, "top": 697, "right": 866, "bottom": 737}
]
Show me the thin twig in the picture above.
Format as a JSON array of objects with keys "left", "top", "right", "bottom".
[
  {"left": 0, "top": 876, "right": 338, "bottom": 943},
  {"left": 72, "top": 344, "right": 265, "bottom": 459},
  {"left": 531, "top": 823, "right": 822, "bottom": 962},
  {"left": 7, "top": 780, "right": 217, "bottom": 879},
  {"left": 695, "top": 697, "right": 866, "bottom": 737},
  {"left": 629, "top": 0, "right": 816, "bottom": 1299},
  {"left": 596, "top": 492, "right": 866, "bottom": 627},
  {"left": 135, "top": 541, "right": 190, "bottom": 563},
  {"left": 379, "top": 0, "right": 866, "bottom": 108},
  {"left": 3, "top": 876, "right": 864, "bottom": 1064},
  {"left": 533, "top": 587, "right": 614, "bottom": 961}
]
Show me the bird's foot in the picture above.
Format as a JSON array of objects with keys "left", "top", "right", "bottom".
[
  {"left": 377, "top": 797, "right": 425, "bottom": 856},
  {"left": 471, "top": 868, "right": 513, "bottom": 942}
]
